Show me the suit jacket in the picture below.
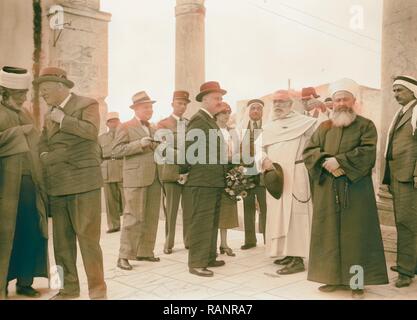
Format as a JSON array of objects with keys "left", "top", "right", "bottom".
[
  {"left": 157, "top": 115, "right": 189, "bottom": 182},
  {"left": 0, "top": 102, "right": 48, "bottom": 238},
  {"left": 39, "top": 93, "right": 103, "bottom": 196},
  {"left": 383, "top": 101, "right": 417, "bottom": 184},
  {"left": 181, "top": 109, "right": 227, "bottom": 188},
  {"left": 112, "top": 117, "right": 158, "bottom": 188},
  {"left": 98, "top": 130, "right": 123, "bottom": 183},
  {"left": 239, "top": 120, "right": 264, "bottom": 186}
]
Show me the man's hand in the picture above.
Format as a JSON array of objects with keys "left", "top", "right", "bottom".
[
  {"left": 332, "top": 168, "right": 346, "bottom": 178},
  {"left": 21, "top": 124, "right": 33, "bottom": 135},
  {"left": 177, "top": 174, "right": 189, "bottom": 185},
  {"left": 50, "top": 108, "right": 65, "bottom": 124},
  {"left": 323, "top": 157, "right": 340, "bottom": 172},
  {"left": 262, "top": 158, "right": 274, "bottom": 171},
  {"left": 140, "top": 137, "right": 153, "bottom": 148},
  {"left": 414, "top": 176, "right": 417, "bottom": 189}
]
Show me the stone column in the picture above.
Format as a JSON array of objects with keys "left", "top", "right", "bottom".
[
  {"left": 377, "top": 0, "right": 417, "bottom": 257},
  {"left": 175, "top": 0, "right": 206, "bottom": 118},
  {"left": 41, "top": 0, "right": 111, "bottom": 132}
]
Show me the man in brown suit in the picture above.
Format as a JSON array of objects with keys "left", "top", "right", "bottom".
[
  {"left": 383, "top": 75, "right": 417, "bottom": 288},
  {"left": 99, "top": 112, "right": 124, "bottom": 233},
  {"left": 157, "top": 91, "right": 191, "bottom": 254},
  {"left": 239, "top": 99, "right": 267, "bottom": 250},
  {"left": 114, "top": 91, "right": 161, "bottom": 271},
  {"left": 35, "top": 67, "right": 106, "bottom": 300}
]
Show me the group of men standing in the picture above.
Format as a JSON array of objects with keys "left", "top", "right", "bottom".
[{"left": 0, "top": 62, "right": 416, "bottom": 300}]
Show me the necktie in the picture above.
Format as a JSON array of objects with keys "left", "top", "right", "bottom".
[{"left": 141, "top": 120, "right": 150, "bottom": 128}]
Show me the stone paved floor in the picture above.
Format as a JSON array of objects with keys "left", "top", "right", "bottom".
[{"left": 6, "top": 213, "right": 417, "bottom": 300}]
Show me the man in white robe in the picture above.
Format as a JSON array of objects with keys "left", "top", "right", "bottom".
[{"left": 261, "top": 90, "right": 317, "bottom": 275}]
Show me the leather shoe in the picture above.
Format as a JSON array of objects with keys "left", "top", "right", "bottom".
[
  {"left": 351, "top": 289, "right": 365, "bottom": 299},
  {"left": 276, "top": 257, "right": 305, "bottom": 275},
  {"left": 164, "top": 248, "right": 173, "bottom": 254},
  {"left": 208, "top": 260, "right": 225, "bottom": 268},
  {"left": 274, "top": 256, "right": 293, "bottom": 265},
  {"left": 16, "top": 286, "right": 41, "bottom": 298},
  {"left": 189, "top": 267, "right": 213, "bottom": 277},
  {"left": 318, "top": 284, "right": 339, "bottom": 293},
  {"left": 395, "top": 275, "right": 412, "bottom": 288},
  {"left": 50, "top": 292, "right": 80, "bottom": 300},
  {"left": 240, "top": 243, "right": 256, "bottom": 250},
  {"left": 117, "top": 258, "right": 133, "bottom": 270},
  {"left": 390, "top": 265, "right": 417, "bottom": 275},
  {"left": 106, "top": 228, "right": 120, "bottom": 234},
  {"left": 136, "top": 256, "right": 160, "bottom": 262}
]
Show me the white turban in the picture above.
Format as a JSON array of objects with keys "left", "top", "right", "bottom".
[
  {"left": 393, "top": 75, "right": 417, "bottom": 135},
  {"left": 0, "top": 67, "right": 30, "bottom": 90},
  {"left": 329, "top": 78, "right": 359, "bottom": 98}
]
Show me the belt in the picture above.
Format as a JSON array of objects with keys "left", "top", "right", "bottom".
[
  {"left": 295, "top": 160, "right": 304, "bottom": 165},
  {"left": 103, "top": 157, "right": 122, "bottom": 160}
]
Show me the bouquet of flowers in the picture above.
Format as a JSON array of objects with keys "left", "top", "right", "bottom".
[{"left": 225, "top": 166, "right": 257, "bottom": 201}]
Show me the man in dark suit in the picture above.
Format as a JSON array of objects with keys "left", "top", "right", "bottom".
[
  {"left": 182, "top": 81, "right": 228, "bottom": 277},
  {"left": 157, "top": 91, "right": 191, "bottom": 254},
  {"left": 113, "top": 91, "right": 161, "bottom": 271},
  {"left": 35, "top": 67, "right": 107, "bottom": 300},
  {"left": 383, "top": 75, "right": 417, "bottom": 288},
  {"left": 99, "top": 112, "right": 124, "bottom": 233},
  {"left": 239, "top": 99, "right": 267, "bottom": 250}
]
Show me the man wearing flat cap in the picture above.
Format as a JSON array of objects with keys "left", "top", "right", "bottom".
[
  {"left": 303, "top": 78, "right": 388, "bottom": 298},
  {"left": 238, "top": 99, "right": 267, "bottom": 250},
  {"left": 35, "top": 67, "right": 107, "bottom": 300},
  {"left": 181, "top": 81, "right": 228, "bottom": 277},
  {"left": 261, "top": 90, "right": 316, "bottom": 275},
  {"left": 113, "top": 91, "right": 161, "bottom": 271},
  {"left": 0, "top": 66, "right": 48, "bottom": 299},
  {"left": 99, "top": 112, "right": 125, "bottom": 234},
  {"left": 383, "top": 75, "right": 417, "bottom": 288},
  {"left": 157, "top": 91, "right": 192, "bottom": 254}
]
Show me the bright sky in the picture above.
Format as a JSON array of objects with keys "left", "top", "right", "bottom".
[{"left": 101, "top": 0, "right": 382, "bottom": 122}]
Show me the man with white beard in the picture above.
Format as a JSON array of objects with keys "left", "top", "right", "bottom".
[
  {"left": 303, "top": 78, "right": 388, "bottom": 299},
  {"left": 261, "top": 90, "right": 316, "bottom": 275}
]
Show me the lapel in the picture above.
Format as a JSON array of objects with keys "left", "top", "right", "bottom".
[
  {"left": 45, "top": 93, "right": 80, "bottom": 139},
  {"left": 130, "top": 117, "right": 151, "bottom": 138},
  {"left": 395, "top": 100, "right": 417, "bottom": 131},
  {"left": 198, "top": 109, "right": 219, "bottom": 130}
]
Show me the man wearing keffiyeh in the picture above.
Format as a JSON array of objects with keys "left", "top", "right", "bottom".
[{"left": 383, "top": 75, "right": 417, "bottom": 288}]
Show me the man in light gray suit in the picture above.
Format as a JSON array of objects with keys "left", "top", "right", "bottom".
[
  {"left": 157, "top": 90, "right": 191, "bottom": 254},
  {"left": 383, "top": 75, "right": 417, "bottom": 288},
  {"left": 99, "top": 112, "right": 124, "bottom": 233},
  {"left": 113, "top": 91, "right": 161, "bottom": 271}
]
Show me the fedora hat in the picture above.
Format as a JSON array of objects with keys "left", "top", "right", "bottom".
[
  {"left": 196, "top": 81, "right": 227, "bottom": 102},
  {"left": 263, "top": 162, "right": 284, "bottom": 200},
  {"left": 32, "top": 67, "right": 74, "bottom": 88},
  {"left": 301, "top": 87, "right": 320, "bottom": 100},
  {"left": 106, "top": 111, "right": 120, "bottom": 122},
  {"left": 173, "top": 90, "right": 191, "bottom": 103},
  {"left": 130, "top": 91, "right": 156, "bottom": 109}
]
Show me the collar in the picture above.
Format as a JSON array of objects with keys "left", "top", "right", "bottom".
[
  {"left": 402, "top": 99, "right": 417, "bottom": 114},
  {"left": 58, "top": 93, "right": 72, "bottom": 109},
  {"left": 171, "top": 114, "right": 182, "bottom": 121},
  {"left": 134, "top": 115, "right": 150, "bottom": 127},
  {"left": 200, "top": 107, "right": 214, "bottom": 119}
]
